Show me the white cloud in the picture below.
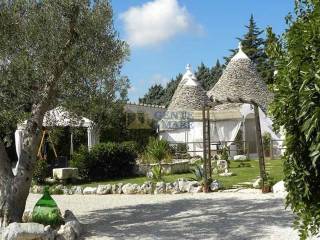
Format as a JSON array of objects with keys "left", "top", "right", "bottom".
[
  {"left": 150, "top": 73, "right": 170, "bottom": 85},
  {"left": 120, "top": 0, "right": 203, "bottom": 47}
]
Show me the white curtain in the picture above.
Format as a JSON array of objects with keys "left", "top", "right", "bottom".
[
  {"left": 211, "top": 120, "right": 242, "bottom": 146},
  {"left": 87, "top": 127, "right": 100, "bottom": 150},
  {"left": 14, "top": 129, "right": 24, "bottom": 175}
]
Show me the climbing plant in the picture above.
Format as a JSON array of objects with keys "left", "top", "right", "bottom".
[{"left": 266, "top": 1, "right": 320, "bottom": 239}]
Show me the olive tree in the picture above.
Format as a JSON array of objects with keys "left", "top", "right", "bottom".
[
  {"left": 266, "top": 1, "right": 320, "bottom": 238},
  {"left": 0, "top": 0, "right": 128, "bottom": 226}
]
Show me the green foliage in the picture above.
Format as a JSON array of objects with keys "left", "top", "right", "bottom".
[
  {"left": 266, "top": 1, "right": 320, "bottom": 238},
  {"left": 0, "top": 0, "right": 129, "bottom": 144},
  {"left": 33, "top": 159, "right": 50, "bottom": 184},
  {"left": 190, "top": 164, "right": 204, "bottom": 182},
  {"left": 150, "top": 165, "right": 162, "bottom": 181},
  {"left": 225, "top": 14, "right": 274, "bottom": 85},
  {"left": 143, "top": 138, "right": 172, "bottom": 164},
  {"left": 70, "top": 142, "right": 138, "bottom": 181},
  {"left": 170, "top": 143, "right": 190, "bottom": 159},
  {"left": 138, "top": 84, "right": 165, "bottom": 106}
]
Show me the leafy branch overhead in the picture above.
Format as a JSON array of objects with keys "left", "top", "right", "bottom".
[{"left": 266, "top": 1, "right": 320, "bottom": 238}]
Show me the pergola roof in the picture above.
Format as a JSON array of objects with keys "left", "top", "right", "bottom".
[
  {"left": 167, "top": 64, "right": 209, "bottom": 111},
  {"left": 207, "top": 43, "right": 273, "bottom": 112},
  {"left": 17, "top": 107, "right": 94, "bottom": 129}
]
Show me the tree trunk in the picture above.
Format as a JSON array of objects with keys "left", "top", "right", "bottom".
[{"left": 0, "top": 7, "right": 80, "bottom": 226}]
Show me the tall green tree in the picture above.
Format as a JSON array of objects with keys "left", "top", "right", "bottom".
[
  {"left": 209, "top": 60, "right": 223, "bottom": 90},
  {"left": 225, "top": 14, "right": 274, "bottom": 85},
  {"left": 266, "top": 1, "right": 320, "bottom": 238},
  {"left": 0, "top": 0, "right": 128, "bottom": 226},
  {"left": 195, "top": 63, "right": 212, "bottom": 91},
  {"left": 162, "top": 73, "right": 182, "bottom": 106},
  {"left": 139, "top": 84, "right": 165, "bottom": 106}
]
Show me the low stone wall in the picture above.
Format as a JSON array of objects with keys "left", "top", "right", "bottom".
[
  {"left": 136, "top": 160, "right": 190, "bottom": 175},
  {"left": 30, "top": 179, "right": 222, "bottom": 196}
]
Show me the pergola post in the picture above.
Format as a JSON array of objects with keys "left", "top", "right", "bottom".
[
  {"left": 206, "top": 108, "right": 212, "bottom": 179},
  {"left": 253, "top": 105, "right": 267, "bottom": 187},
  {"left": 202, "top": 105, "right": 209, "bottom": 192}
]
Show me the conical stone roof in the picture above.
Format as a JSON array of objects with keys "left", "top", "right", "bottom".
[
  {"left": 207, "top": 43, "right": 272, "bottom": 112},
  {"left": 167, "top": 65, "right": 209, "bottom": 112}
]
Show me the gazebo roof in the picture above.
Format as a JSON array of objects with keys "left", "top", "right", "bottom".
[
  {"left": 17, "top": 107, "right": 94, "bottom": 129},
  {"left": 207, "top": 43, "right": 272, "bottom": 112},
  {"left": 167, "top": 64, "right": 209, "bottom": 111}
]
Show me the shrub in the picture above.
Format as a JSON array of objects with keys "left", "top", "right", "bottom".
[
  {"left": 70, "top": 142, "right": 137, "bottom": 181},
  {"left": 142, "top": 137, "right": 172, "bottom": 179},
  {"left": 266, "top": 2, "right": 320, "bottom": 237},
  {"left": 190, "top": 164, "right": 204, "bottom": 182},
  {"left": 170, "top": 143, "right": 191, "bottom": 159},
  {"left": 33, "top": 159, "right": 50, "bottom": 184}
]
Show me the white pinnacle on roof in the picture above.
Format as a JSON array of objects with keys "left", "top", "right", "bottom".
[
  {"left": 167, "top": 64, "right": 209, "bottom": 111},
  {"left": 182, "top": 64, "right": 198, "bottom": 86},
  {"left": 231, "top": 42, "right": 249, "bottom": 61}
]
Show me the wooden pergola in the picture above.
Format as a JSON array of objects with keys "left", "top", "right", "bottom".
[
  {"left": 201, "top": 98, "right": 267, "bottom": 192},
  {"left": 201, "top": 43, "right": 272, "bottom": 192}
]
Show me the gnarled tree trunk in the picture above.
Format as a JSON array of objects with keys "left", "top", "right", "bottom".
[{"left": 0, "top": 5, "right": 79, "bottom": 227}]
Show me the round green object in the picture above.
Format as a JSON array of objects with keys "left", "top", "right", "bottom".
[{"left": 32, "top": 186, "right": 63, "bottom": 226}]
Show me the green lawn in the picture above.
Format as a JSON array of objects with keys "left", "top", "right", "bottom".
[{"left": 81, "top": 159, "right": 284, "bottom": 189}]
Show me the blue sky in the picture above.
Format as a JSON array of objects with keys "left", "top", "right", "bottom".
[{"left": 111, "top": 0, "right": 295, "bottom": 102}]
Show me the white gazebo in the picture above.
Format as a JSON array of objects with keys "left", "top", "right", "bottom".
[{"left": 14, "top": 107, "right": 99, "bottom": 164}]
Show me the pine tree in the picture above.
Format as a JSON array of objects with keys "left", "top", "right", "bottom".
[
  {"left": 162, "top": 74, "right": 182, "bottom": 106},
  {"left": 209, "top": 60, "right": 223, "bottom": 90},
  {"left": 139, "top": 84, "right": 165, "bottom": 105},
  {"left": 195, "top": 63, "right": 212, "bottom": 91},
  {"left": 224, "top": 14, "right": 274, "bottom": 85}
]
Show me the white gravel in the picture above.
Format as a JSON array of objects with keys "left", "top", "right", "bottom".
[{"left": 23, "top": 190, "right": 305, "bottom": 240}]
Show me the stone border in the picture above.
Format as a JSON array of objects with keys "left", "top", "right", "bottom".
[
  {"left": 31, "top": 179, "right": 222, "bottom": 195},
  {"left": 3, "top": 210, "right": 83, "bottom": 240}
]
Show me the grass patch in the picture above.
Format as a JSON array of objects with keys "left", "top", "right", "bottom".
[{"left": 78, "top": 159, "right": 284, "bottom": 189}]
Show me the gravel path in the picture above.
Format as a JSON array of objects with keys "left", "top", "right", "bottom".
[{"left": 24, "top": 190, "right": 302, "bottom": 240}]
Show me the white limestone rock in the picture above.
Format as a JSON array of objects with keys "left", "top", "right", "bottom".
[
  {"left": 154, "top": 182, "right": 166, "bottom": 194},
  {"left": 53, "top": 168, "right": 78, "bottom": 180},
  {"left": 272, "top": 180, "right": 288, "bottom": 198},
  {"left": 253, "top": 178, "right": 262, "bottom": 189},
  {"left": 177, "top": 178, "right": 189, "bottom": 192},
  {"left": 83, "top": 187, "right": 97, "bottom": 195},
  {"left": 233, "top": 155, "right": 247, "bottom": 161},
  {"left": 188, "top": 181, "right": 202, "bottom": 193},
  {"left": 217, "top": 160, "right": 228, "bottom": 171},
  {"left": 111, "top": 183, "right": 123, "bottom": 194},
  {"left": 72, "top": 186, "right": 83, "bottom": 195},
  {"left": 166, "top": 182, "right": 180, "bottom": 194},
  {"left": 97, "top": 184, "right": 112, "bottom": 195},
  {"left": 63, "top": 210, "right": 83, "bottom": 238},
  {"left": 218, "top": 172, "right": 234, "bottom": 177},
  {"left": 22, "top": 210, "right": 32, "bottom": 223},
  {"left": 122, "top": 183, "right": 141, "bottom": 194},
  {"left": 56, "top": 224, "right": 76, "bottom": 240},
  {"left": 140, "top": 181, "right": 154, "bottom": 194},
  {"left": 210, "top": 180, "right": 222, "bottom": 191},
  {"left": 3, "top": 222, "right": 50, "bottom": 240}
]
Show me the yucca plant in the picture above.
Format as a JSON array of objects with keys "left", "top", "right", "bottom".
[
  {"left": 143, "top": 137, "right": 172, "bottom": 180},
  {"left": 190, "top": 164, "right": 204, "bottom": 182}
]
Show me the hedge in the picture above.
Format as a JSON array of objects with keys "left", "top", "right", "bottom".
[{"left": 70, "top": 141, "right": 138, "bottom": 181}]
